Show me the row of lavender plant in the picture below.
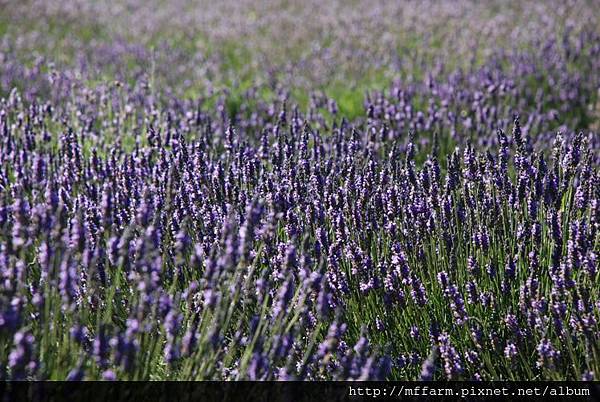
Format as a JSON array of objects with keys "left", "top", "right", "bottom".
[
  {"left": 3, "top": 17, "right": 599, "bottom": 161},
  {"left": 0, "top": 0, "right": 598, "bottom": 382},
  {"left": 0, "top": 80, "right": 598, "bottom": 379}
]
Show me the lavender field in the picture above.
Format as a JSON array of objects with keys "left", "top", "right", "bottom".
[{"left": 0, "top": 0, "right": 599, "bottom": 381}]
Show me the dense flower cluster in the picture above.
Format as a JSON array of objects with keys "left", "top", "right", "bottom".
[{"left": 0, "top": 0, "right": 598, "bottom": 380}]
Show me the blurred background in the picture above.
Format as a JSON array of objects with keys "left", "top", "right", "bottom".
[{"left": 2, "top": 0, "right": 599, "bottom": 121}]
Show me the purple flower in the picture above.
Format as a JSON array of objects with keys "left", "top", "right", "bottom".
[
  {"left": 93, "top": 327, "right": 110, "bottom": 369},
  {"left": 438, "top": 333, "right": 463, "bottom": 379},
  {"left": 504, "top": 343, "right": 518, "bottom": 360},
  {"left": 437, "top": 272, "right": 468, "bottom": 325},
  {"left": 420, "top": 347, "right": 437, "bottom": 381},
  {"left": 582, "top": 371, "right": 594, "bottom": 381},
  {"left": 102, "top": 370, "right": 117, "bottom": 381},
  {"left": 8, "top": 331, "right": 37, "bottom": 380},
  {"left": 536, "top": 338, "right": 560, "bottom": 369}
]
